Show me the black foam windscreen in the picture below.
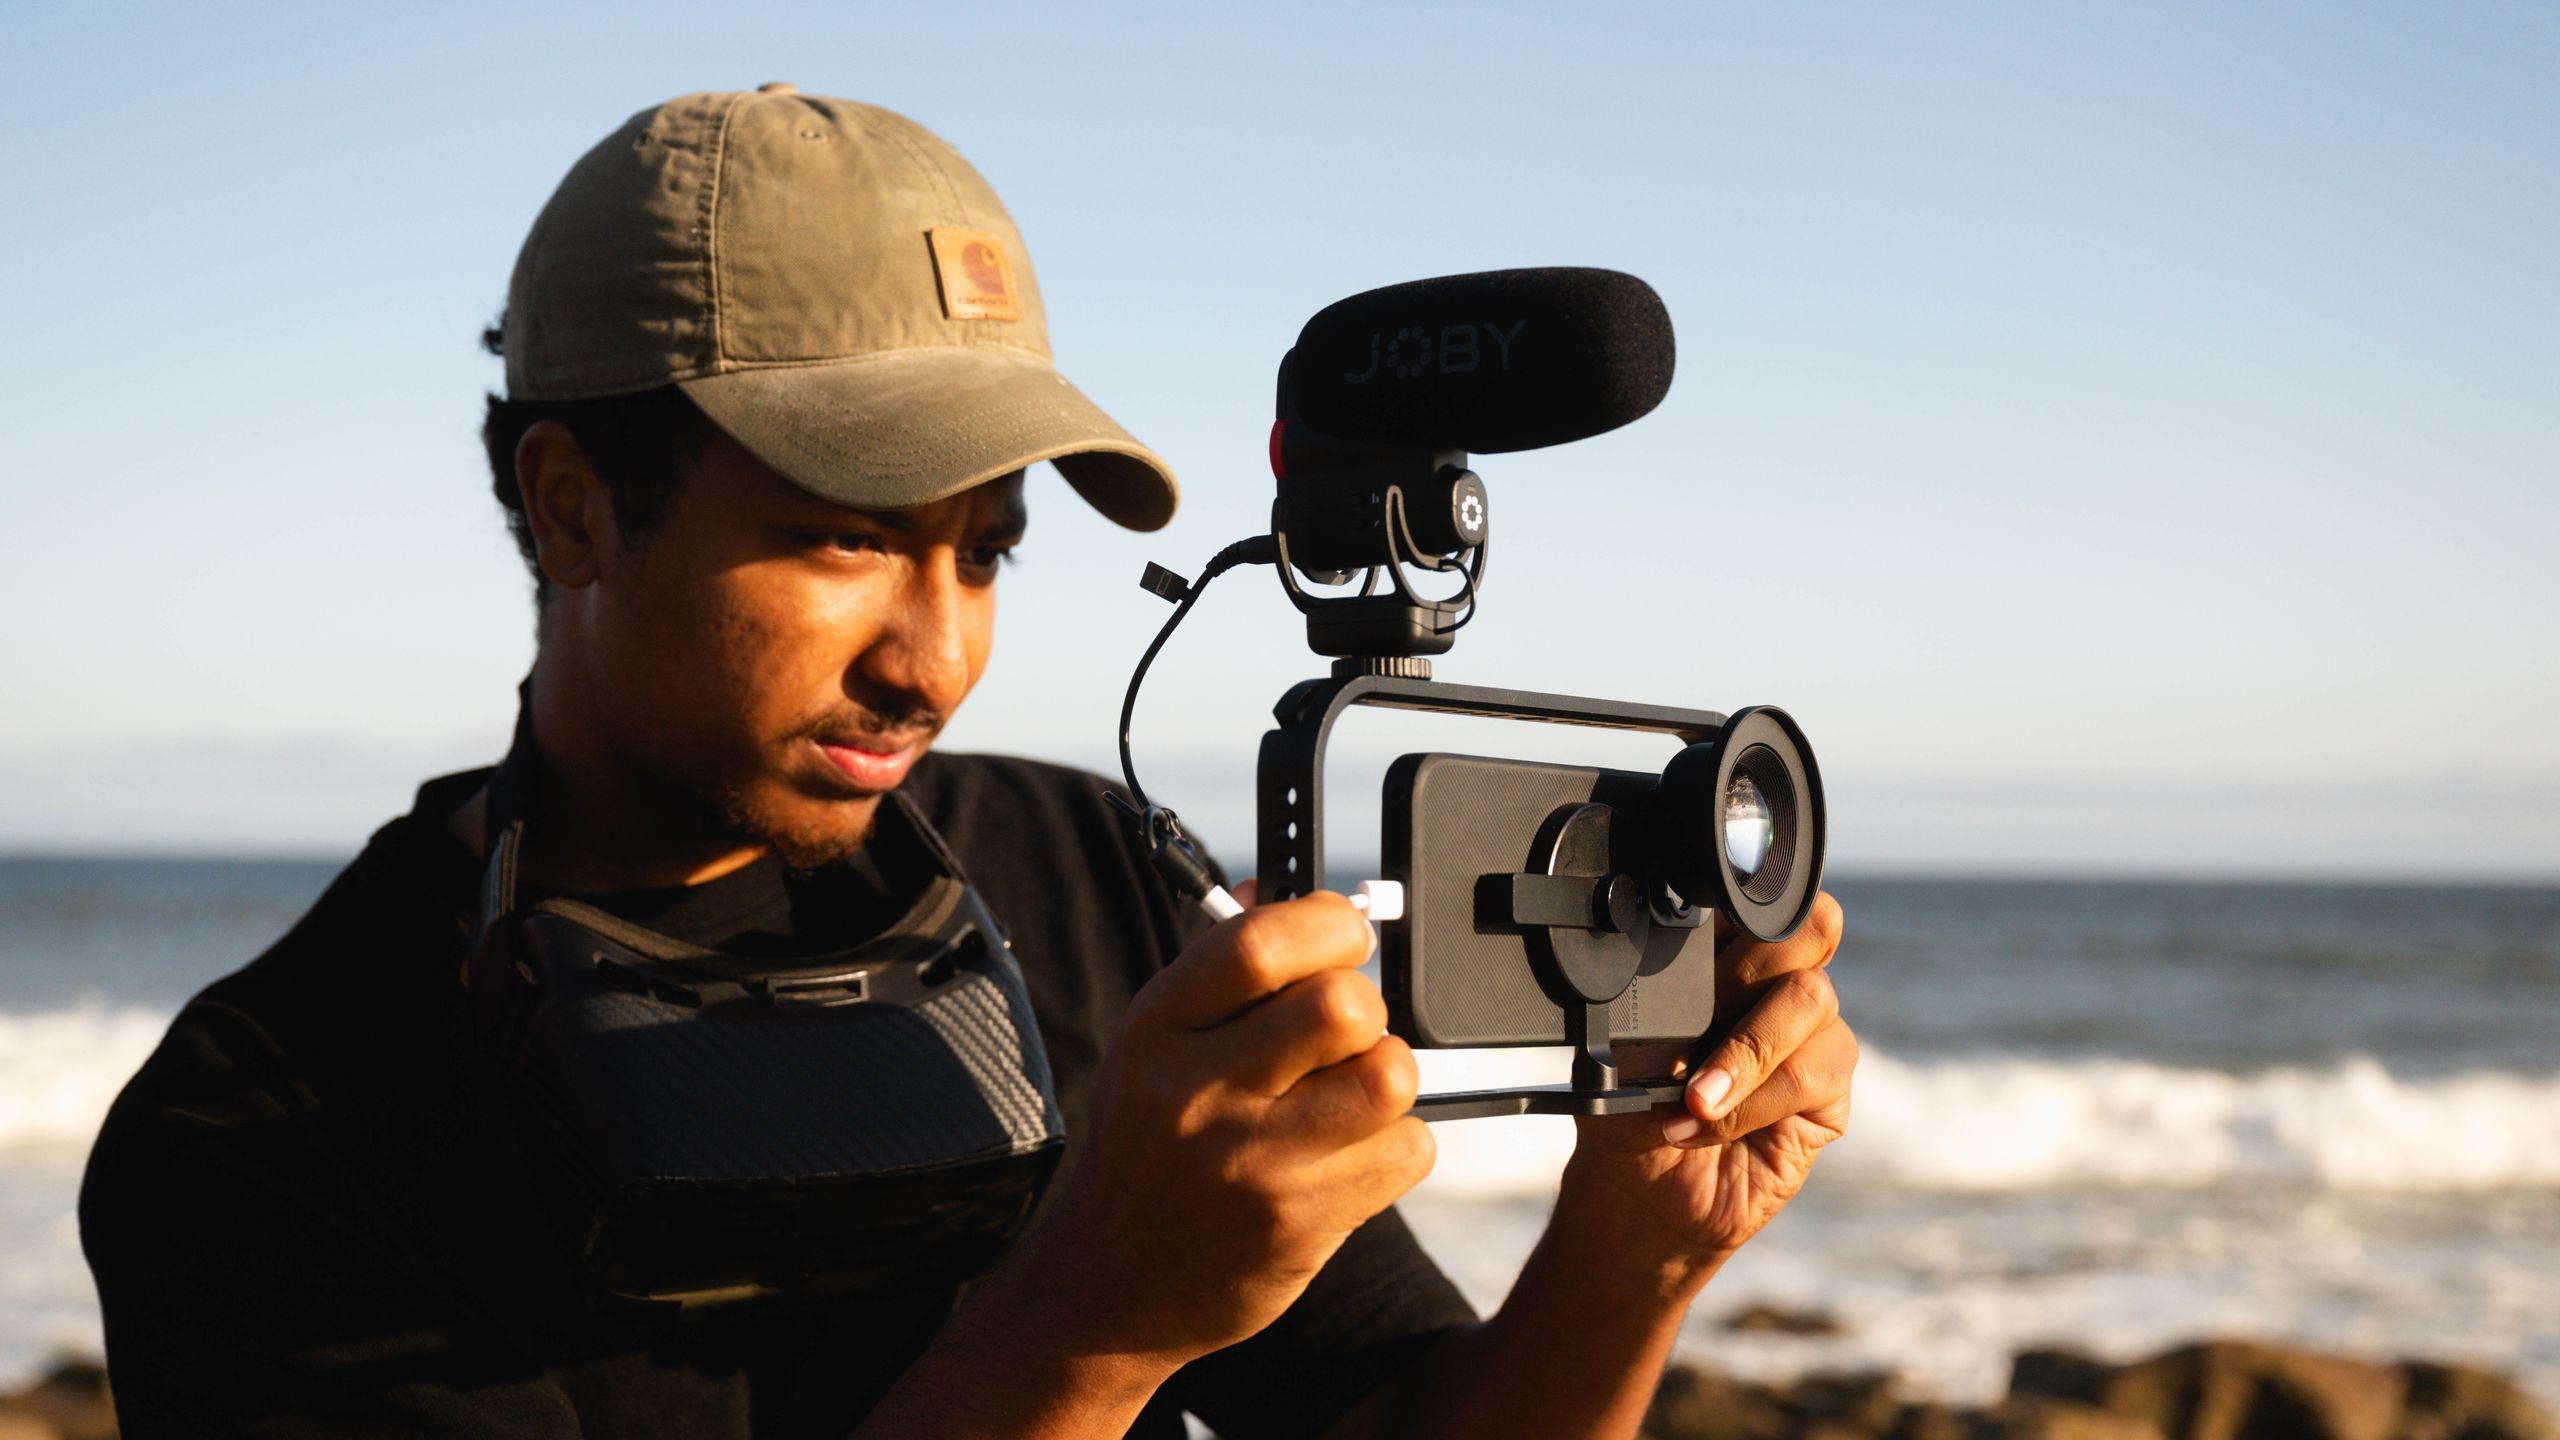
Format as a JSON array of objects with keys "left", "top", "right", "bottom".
[{"left": 1284, "top": 268, "right": 1675, "bottom": 454}]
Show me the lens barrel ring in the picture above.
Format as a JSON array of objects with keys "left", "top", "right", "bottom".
[{"left": 1702, "top": 707, "right": 1827, "bottom": 943}]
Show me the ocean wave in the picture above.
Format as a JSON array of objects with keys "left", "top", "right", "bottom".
[
  {"left": 8, "top": 1009, "right": 2558, "bottom": 1197},
  {"left": 0, "top": 1007, "right": 171, "bottom": 1152},
  {"left": 1835, "top": 1048, "right": 2560, "bottom": 1192},
  {"left": 1408, "top": 1045, "right": 2560, "bottom": 1199}
]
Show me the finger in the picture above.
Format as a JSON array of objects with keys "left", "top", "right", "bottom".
[
  {"left": 1686, "top": 967, "right": 1840, "bottom": 1124},
  {"left": 1289, "top": 1112, "right": 1439, "bottom": 1229},
  {"left": 1216, "top": 967, "right": 1391, "bottom": 1096},
  {"left": 1712, "top": 890, "right": 1844, "bottom": 1030},
  {"left": 1142, "top": 892, "right": 1373, "bottom": 1030},
  {"left": 1233, "top": 876, "right": 1260, "bottom": 908},
  {"left": 1617, "top": 899, "right": 1844, "bottom": 1078},
  {"left": 1716, "top": 890, "right": 1845, "bottom": 988},
  {"left": 1268, "top": 1034, "right": 1422, "bottom": 1145},
  {"left": 1675, "top": 1019, "right": 1857, "bottom": 1148}
]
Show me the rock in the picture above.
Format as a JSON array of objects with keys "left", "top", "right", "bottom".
[
  {"left": 1972, "top": 1397, "right": 2168, "bottom": 1440},
  {"left": 1644, "top": 1363, "right": 1777, "bottom": 1440},
  {"left": 1649, "top": 1340, "right": 2557, "bottom": 1440},
  {"left": 1724, "top": 1301, "right": 1850, "bottom": 1337},
  {"left": 2397, "top": 1360, "right": 2558, "bottom": 1440},
  {"left": 1644, "top": 1365, "right": 1909, "bottom": 1440},
  {"left": 0, "top": 1356, "right": 116, "bottom": 1440},
  {"left": 1876, "top": 1392, "right": 2165, "bottom": 1440},
  {"left": 1887, "top": 1401, "right": 1979, "bottom": 1440},
  {"left": 2011, "top": 1349, "right": 2118, "bottom": 1406},
  {"left": 1784, "top": 1369, "right": 1906, "bottom": 1433},
  {"left": 2012, "top": 1339, "right": 2406, "bottom": 1440}
]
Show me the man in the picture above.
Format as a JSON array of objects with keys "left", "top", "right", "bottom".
[{"left": 81, "top": 86, "right": 1856, "bottom": 1438}]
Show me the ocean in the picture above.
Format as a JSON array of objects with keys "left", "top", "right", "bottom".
[{"left": 2, "top": 859, "right": 2554, "bottom": 1408}]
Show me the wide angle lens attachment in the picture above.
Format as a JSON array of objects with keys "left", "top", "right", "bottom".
[{"left": 1651, "top": 706, "right": 1827, "bottom": 942}]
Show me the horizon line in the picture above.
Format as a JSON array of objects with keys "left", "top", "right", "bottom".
[{"left": 3, "top": 845, "right": 2553, "bottom": 890}]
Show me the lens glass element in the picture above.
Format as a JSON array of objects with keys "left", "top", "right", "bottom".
[{"left": 1724, "top": 773, "right": 1774, "bottom": 878}]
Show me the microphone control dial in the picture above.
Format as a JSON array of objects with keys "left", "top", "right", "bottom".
[{"left": 1408, "top": 467, "right": 1489, "bottom": 556}]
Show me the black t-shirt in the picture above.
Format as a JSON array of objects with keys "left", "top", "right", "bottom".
[
  {"left": 545, "top": 830, "right": 907, "bottom": 955},
  {"left": 79, "top": 750, "right": 1474, "bottom": 1439}
]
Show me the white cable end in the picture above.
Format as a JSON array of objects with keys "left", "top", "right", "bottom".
[{"left": 1349, "top": 879, "right": 1405, "bottom": 923}]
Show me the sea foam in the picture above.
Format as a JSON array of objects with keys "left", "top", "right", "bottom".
[
  {"left": 0, "top": 1007, "right": 171, "bottom": 1153},
  {"left": 9, "top": 1008, "right": 2559, "bottom": 1197},
  {"left": 1409, "top": 1044, "right": 2560, "bottom": 1199}
]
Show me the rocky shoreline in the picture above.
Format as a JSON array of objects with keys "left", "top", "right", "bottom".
[
  {"left": 1644, "top": 1339, "right": 2557, "bottom": 1440},
  {"left": 0, "top": 1358, "right": 110, "bottom": 1440},
  {"left": 3, "top": 1339, "right": 2552, "bottom": 1438}
]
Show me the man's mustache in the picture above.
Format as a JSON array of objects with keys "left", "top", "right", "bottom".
[{"left": 800, "top": 704, "right": 942, "bottom": 748}]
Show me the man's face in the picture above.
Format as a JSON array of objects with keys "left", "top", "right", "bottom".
[{"left": 568, "top": 426, "right": 1026, "bottom": 868}]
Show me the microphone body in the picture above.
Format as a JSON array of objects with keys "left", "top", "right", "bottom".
[{"left": 1282, "top": 267, "right": 1674, "bottom": 453}]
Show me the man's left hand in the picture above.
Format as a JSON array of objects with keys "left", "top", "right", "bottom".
[{"left": 1557, "top": 891, "right": 1855, "bottom": 1280}]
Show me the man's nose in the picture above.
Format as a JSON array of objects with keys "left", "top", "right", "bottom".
[{"left": 853, "top": 554, "right": 972, "bottom": 719}]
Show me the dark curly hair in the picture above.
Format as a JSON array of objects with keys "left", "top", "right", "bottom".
[{"left": 479, "top": 314, "right": 714, "bottom": 608}]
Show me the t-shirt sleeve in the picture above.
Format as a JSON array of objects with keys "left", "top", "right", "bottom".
[
  {"left": 1162, "top": 1205, "right": 1476, "bottom": 1439},
  {"left": 79, "top": 1003, "right": 580, "bottom": 1439}
]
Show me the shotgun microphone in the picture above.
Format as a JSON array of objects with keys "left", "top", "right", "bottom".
[{"left": 1281, "top": 267, "right": 1674, "bottom": 453}]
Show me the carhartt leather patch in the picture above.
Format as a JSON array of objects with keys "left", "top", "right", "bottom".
[{"left": 927, "top": 228, "right": 1021, "bottom": 322}]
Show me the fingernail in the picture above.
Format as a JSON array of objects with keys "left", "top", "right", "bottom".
[
  {"left": 1693, "top": 1068, "right": 1734, "bottom": 1118},
  {"left": 1661, "top": 1112, "right": 1703, "bottom": 1145}
]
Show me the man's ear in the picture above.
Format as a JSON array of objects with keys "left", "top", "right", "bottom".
[{"left": 515, "top": 420, "right": 618, "bottom": 591}]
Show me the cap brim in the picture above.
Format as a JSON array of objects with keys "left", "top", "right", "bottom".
[{"left": 678, "top": 346, "right": 1179, "bottom": 531}]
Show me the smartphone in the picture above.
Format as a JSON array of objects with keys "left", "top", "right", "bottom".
[{"left": 1380, "top": 751, "right": 1713, "bottom": 1048}]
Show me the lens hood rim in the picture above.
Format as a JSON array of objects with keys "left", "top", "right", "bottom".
[{"left": 1704, "top": 705, "right": 1827, "bottom": 944}]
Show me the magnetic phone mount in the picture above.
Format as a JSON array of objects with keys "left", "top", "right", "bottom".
[
  {"left": 1257, "top": 671, "right": 1726, "bottom": 1121},
  {"left": 1115, "top": 621, "right": 1823, "bottom": 1122}
]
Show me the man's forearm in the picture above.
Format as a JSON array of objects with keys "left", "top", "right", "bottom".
[
  {"left": 850, "top": 1238, "right": 1181, "bottom": 1440},
  {"left": 1324, "top": 1179, "right": 1725, "bottom": 1440}
]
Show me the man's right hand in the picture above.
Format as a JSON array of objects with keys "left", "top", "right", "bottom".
[{"left": 1011, "top": 888, "right": 1437, "bottom": 1367}]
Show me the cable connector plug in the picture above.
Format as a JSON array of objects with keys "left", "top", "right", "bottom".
[{"left": 1106, "top": 791, "right": 1235, "bottom": 917}]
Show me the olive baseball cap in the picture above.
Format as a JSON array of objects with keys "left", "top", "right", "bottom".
[{"left": 501, "top": 84, "right": 1178, "bottom": 531}]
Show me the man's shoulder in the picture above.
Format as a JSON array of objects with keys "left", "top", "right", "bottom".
[
  {"left": 190, "top": 766, "right": 489, "bottom": 1040},
  {"left": 902, "top": 748, "right": 1207, "bottom": 994},
  {"left": 84, "top": 768, "right": 493, "bottom": 1217}
]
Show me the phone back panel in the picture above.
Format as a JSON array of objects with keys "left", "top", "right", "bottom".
[{"left": 1382, "top": 751, "right": 1714, "bottom": 1048}]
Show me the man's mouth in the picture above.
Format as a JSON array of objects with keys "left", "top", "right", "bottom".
[{"left": 812, "top": 736, "right": 925, "bottom": 791}]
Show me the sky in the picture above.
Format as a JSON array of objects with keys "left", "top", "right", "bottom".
[{"left": 1, "top": 2, "right": 2554, "bottom": 876}]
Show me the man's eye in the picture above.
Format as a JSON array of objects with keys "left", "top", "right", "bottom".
[{"left": 817, "top": 533, "right": 1013, "bottom": 571}]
